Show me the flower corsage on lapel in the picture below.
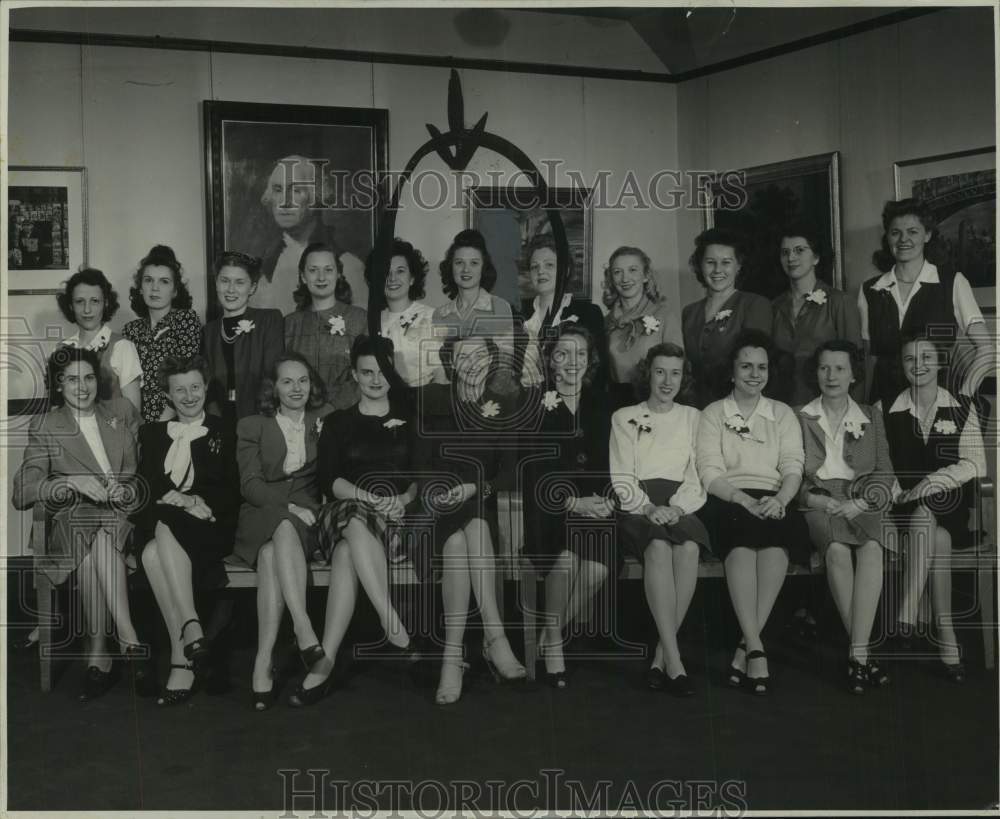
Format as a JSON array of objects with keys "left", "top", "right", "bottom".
[
  {"left": 804, "top": 289, "right": 828, "bottom": 306},
  {"left": 327, "top": 315, "right": 347, "bottom": 336},
  {"left": 843, "top": 419, "right": 866, "bottom": 440},
  {"left": 207, "top": 434, "right": 223, "bottom": 455},
  {"left": 384, "top": 418, "right": 407, "bottom": 433},
  {"left": 628, "top": 409, "right": 653, "bottom": 438},
  {"left": 312, "top": 416, "right": 325, "bottom": 439},
  {"left": 235, "top": 319, "right": 256, "bottom": 336},
  {"left": 933, "top": 418, "right": 958, "bottom": 436},
  {"left": 725, "top": 413, "right": 761, "bottom": 443},
  {"left": 640, "top": 315, "right": 660, "bottom": 335},
  {"left": 710, "top": 308, "right": 733, "bottom": 332},
  {"left": 542, "top": 390, "right": 562, "bottom": 411},
  {"left": 106, "top": 416, "right": 119, "bottom": 431},
  {"left": 398, "top": 309, "right": 420, "bottom": 332},
  {"left": 480, "top": 400, "right": 501, "bottom": 419}
]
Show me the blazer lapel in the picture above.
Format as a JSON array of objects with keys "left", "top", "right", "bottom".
[
  {"left": 303, "top": 411, "right": 319, "bottom": 466},
  {"left": 234, "top": 309, "right": 255, "bottom": 389},
  {"left": 95, "top": 402, "right": 125, "bottom": 472},
  {"left": 800, "top": 413, "right": 826, "bottom": 452},
  {"left": 267, "top": 415, "right": 290, "bottom": 477},
  {"left": 54, "top": 406, "right": 104, "bottom": 475}
]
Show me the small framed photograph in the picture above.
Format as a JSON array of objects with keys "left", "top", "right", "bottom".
[{"left": 7, "top": 166, "right": 88, "bottom": 295}]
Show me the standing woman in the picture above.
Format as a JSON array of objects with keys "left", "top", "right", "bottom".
[
  {"left": 696, "top": 330, "right": 806, "bottom": 695},
  {"left": 233, "top": 353, "right": 333, "bottom": 710},
  {"left": 284, "top": 242, "right": 368, "bottom": 410},
  {"left": 860, "top": 198, "right": 991, "bottom": 408},
  {"left": 56, "top": 267, "right": 142, "bottom": 413},
  {"left": 432, "top": 229, "right": 517, "bottom": 391},
  {"left": 682, "top": 229, "right": 772, "bottom": 408},
  {"left": 519, "top": 234, "right": 606, "bottom": 389},
  {"left": 122, "top": 245, "right": 202, "bottom": 422},
  {"left": 368, "top": 238, "right": 444, "bottom": 388},
  {"left": 134, "top": 355, "right": 240, "bottom": 706},
  {"left": 289, "top": 336, "right": 420, "bottom": 707},
  {"left": 771, "top": 224, "right": 862, "bottom": 406},
  {"left": 416, "top": 334, "right": 528, "bottom": 704},
  {"left": 603, "top": 246, "right": 682, "bottom": 410},
  {"left": 12, "top": 348, "right": 151, "bottom": 701},
  {"left": 610, "top": 343, "right": 710, "bottom": 696},
  {"left": 522, "top": 325, "right": 614, "bottom": 687},
  {"left": 798, "top": 341, "right": 898, "bottom": 693},
  {"left": 202, "top": 251, "right": 284, "bottom": 425},
  {"left": 882, "top": 336, "right": 987, "bottom": 682}
]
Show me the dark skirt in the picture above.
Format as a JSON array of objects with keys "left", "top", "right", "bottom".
[
  {"left": 617, "top": 479, "right": 711, "bottom": 564},
  {"left": 420, "top": 496, "right": 500, "bottom": 583},
  {"left": 803, "top": 479, "right": 897, "bottom": 558},
  {"left": 524, "top": 504, "right": 616, "bottom": 578},
  {"left": 700, "top": 489, "right": 811, "bottom": 565},
  {"left": 232, "top": 502, "right": 319, "bottom": 568},
  {"left": 137, "top": 505, "right": 232, "bottom": 589},
  {"left": 890, "top": 487, "right": 973, "bottom": 550}
]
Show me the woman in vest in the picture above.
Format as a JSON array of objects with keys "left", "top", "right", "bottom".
[
  {"left": 859, "top": 198, "right": 990, "bottom": 408},
  {"left": 202, "top": 251, "right": 285, "bottom": 425},
  {"left": 57, "top": 267, "right": 142, "bottom": 413},
  {"left": 881, "top": 336, "right": 987, "bottom": 683}
]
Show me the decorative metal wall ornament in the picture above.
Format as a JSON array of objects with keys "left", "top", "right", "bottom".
[{"left": 366, "top": 70, "right": 572, "bottom": 391}]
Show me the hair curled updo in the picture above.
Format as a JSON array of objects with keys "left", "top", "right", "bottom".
[
  {"left": 439, "top": 230, "right": 498, "bottom": 301},
  {"left": 129, "top": 245, "right": 193, "bottom": 318}
]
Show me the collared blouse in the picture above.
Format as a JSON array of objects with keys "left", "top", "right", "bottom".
[
  {"left": 62, "top": 323, "right": 143, "bottom": 400},
  {"left": 379, "top": 301, "right": 442, "bottom": 387},
  {"left": 798, "top": 396, "right": 874, "bottom": 481},
  {"left": 274, "top": 410, "right": 307, "bottom": 475}
]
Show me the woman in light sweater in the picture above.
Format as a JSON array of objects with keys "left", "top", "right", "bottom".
[
  {"left": 611, "top": 343, "right": 709, "bottom": 697},
  {"left": 696, "top": 329, "right": 806, "bottom": 695}
]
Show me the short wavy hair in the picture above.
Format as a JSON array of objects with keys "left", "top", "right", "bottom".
[
  {"left": 727, "top": 328, "right": 776, "bottom": 370},
  {"left": 57, "top": 267, "right": 120, "bottom": 324},
  {"left": 601, "top": 245, "right": 661, "bottom": 309},
  {"left": 215, "top": 250, "right": 263, "bottom": 284},
  {"left": 899, "top": 332, "right": 949, "bottom": 386},
  {"left": 293, "top": 242, "right": 351, "bottom": 309},
  {"left": 872, "top": 198, "right": 940, "bottom": 273},
  {"left": 439, "top": 229, "right": 498, "bottom": 301},
  {"left": 349, "top": 334, "right": 395, "bottom": 371},
  {"left": 689, "top": 227, "right": 749, "bottom": 288},
  {"left": 523, "top": 233, "right": 575, "bottom": 284},
  {"left": 439, "top": 334, "right": 500, "bottom": 384},
  {"left": 805, "top": 339, "right": 864, "bottom": 395},
  {"left": 364, "top": 238, "right": 428, "bottom": 301},
  {"left": 129, "top": 245, "right": 194, "bottom": 318},
  {"left": 778, "top": 222, "right": 832, "bottom": 280},
  {"left": 156, "top": 354, "right": 210, "bottom": 398},
  {"left": 47, "top": 346, "right": 103, "bottom": 407},
  {"left": 257, "top": 351, "right": 328, "bottom": 416},
  {"left": 633, "top": 342, "right": 692, "bottom": 402},
  {"left": 543, "top": 323, "right": 600, "bottom": 390}
]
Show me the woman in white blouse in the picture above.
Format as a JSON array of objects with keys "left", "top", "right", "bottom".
[
  {"left": 880, "top": 336, "right": 988, "bottom": 683},
  {"left": 234, "top": 353, "right": 334, "bottom": 710},
  {"left": 610, "top": 343, "right": 709, "bottom": 697},
  {"left": 798, "top": 340, "right": 898, "bottom": 694},
  {"left": 696, "top": 329, "right": 806, "bottom": 695},
  {"left": 368, "top": 238, "right": 444, "bottom": 388}
]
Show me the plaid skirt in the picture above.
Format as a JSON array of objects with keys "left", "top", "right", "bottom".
[{"left": 315, "top": 498, "right": 413, "bottom": 564}]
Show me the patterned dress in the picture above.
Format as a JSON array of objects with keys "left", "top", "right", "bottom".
[{"left": 122, "top": 308, "right": 202, "bottom": 422}]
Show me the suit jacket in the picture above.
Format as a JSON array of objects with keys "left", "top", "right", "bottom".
[
  {"left": 202, "top": 307, "right": 285, "bottom": 420},
  {"left": 236, "top": 405, "right": 332, "bottom": 510}
]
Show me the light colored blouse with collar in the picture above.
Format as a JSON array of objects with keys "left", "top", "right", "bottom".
[
  {"left": 274, "top": 411, "right": 307, "bottom": 475},
  {"left": 696, "top": 393, "right": 804, "bottom": 492},
  {"left": 78, "top": 413, "right": 114, "bottom": 475},
  {"left": 379, "top": 301, "right": 442, "bottom": 387},
  {"left": 799, "top": 396, "right": 871, "bottom": 480},
  {"left": 609, "top": 401, "right": 706, "bottom": 515}
]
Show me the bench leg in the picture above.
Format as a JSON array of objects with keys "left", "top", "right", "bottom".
[
  {"left": 520, "top": 562, "right": 538, "bottom": 681},
  {"left": 979, "top": 550, "right": 996, "bottom": 670},
  {"left": 36, "top": 572, "right": 55, "bottom": 693}
]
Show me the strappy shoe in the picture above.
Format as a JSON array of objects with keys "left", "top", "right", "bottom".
[
  {"left": 745, "top": 650, "right": 770, "bottom": 696},
  {"left": 847, "top": 659, "right": 867, "bottom": 695},
  {"left": 539, "top": 631, "right": 568, "bottom": 690},
  {"left": 180, "top": 618, "right": 211, "bottom": 675},
  {"left": 157, "top": 663, "right": 197, "bottom": 707},
  {"left": 435, "top": 658, "right": 469, "bottom": 706},
  {"left": 866, "top": 658, "right": 890, "bottom": 688},
  {"left": 482, "top": 634, "right": 526, "bottom": 683},
  {"left": 727, "top": 641, "right": 747, "bottom": 688}
]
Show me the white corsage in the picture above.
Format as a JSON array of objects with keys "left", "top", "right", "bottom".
[
  {"left": 711, "top": 309, "right": 734, "bottom": 332},
  {"left": 398, "top": 309, "right": 420, "bottom": 330},
  {"left": 933, "top": 419, "right": 958, "bottom": 435},
  {"left": 628, "top": 412, "right": 653, "bottom": 437},
  {"left": 724, "top": 414, "right": 758, "bottom": 442},
  {"left": 384, "top": 418, "right": 407, "bottom": 429},
  {"left": 208, "top": 435, "right": 222, "bottom": 455},
  {"left": 481, "top": 400, "right": 500, "bottom": 419},
  {"left": 327, "top": 315, "right": 346, "bottom": 336},
  {"left": 843, "top": 419, "right": 865, "bottom": 440},
  {"left": 106, "top": 416, "right": 118, "bottom": 430},
  {"left": 804, "top": 289, "right": 828, "bottom": 306},
  {"left": 641, "top": 315, "right": 661, "bottom": 335},
  {"left": 236, "top": 319, "right": 256, "bottom": 335},
  {"left": 542, "top": 391, "right": 562, "bottom": 412},
  {"left": 563, "top": 314, "right": 579, "bottom": 324},
  {"left": 314, "top": 418, "right": 324, "bottom": 437}
]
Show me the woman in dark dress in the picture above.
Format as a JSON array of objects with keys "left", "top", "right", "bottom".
[
  {"left": 135, "top": 355, "right": 240, "bottom": 706},
  {"left": 519, "top": 234, "right": 606, "bottom": 390},
  {"left": 416, "top": 334, "right": 529, "bottom": 705},
  {"left": 202, "top": 251, "right": 285, "bottom": 425},
  {"left": 682, "top": 229, "right": 772, "bottom": 408},
  {"left": 234, "top": 353, "right": 333, "bottom": 710},
  {"left": 521, "top": 325, "right": 613, "bottom": 687},
  {"left": 882, "top": 336, "right": 987, "bottom": 683},
  {"left": 798, "top": 340, "right": 898, "bottom": 693},
  {"left": 289, "top": 335, "right": 420, "bottom": 707},
  {"left": 610, "top": 343, "right": 710, "bottom": 696}
]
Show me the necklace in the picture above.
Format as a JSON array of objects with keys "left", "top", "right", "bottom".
[{"left": 220, "top": 317, "right": 241, "bottom": 344}]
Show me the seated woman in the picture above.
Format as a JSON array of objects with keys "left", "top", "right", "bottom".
[
  {"left": 881, "top": 335, "right": 987, "bottom": 683},
  {"left": 610, "top": 343, "right": 709, "bottom": 696},
  {"left": 521, "top": 324, "right": 613, "bottom": 687},
  {"left": 284, "top": 242, "right": 368, "bottom": 410},
  {"left": 519, "top": 234, "right": 606, "bottom": 389},
  {"left": 289, "top": 335, "right": 421, "bottom": 707},
  {"left": 57, "top": 267, "right": 142, "bottom": 413},
  {"left": 696, "top": 329, "right": 806, "bottom": 695},
  {"left": 798, "top": 340, "right": 898, "bottom": 694},
  {"left": 233, "top": 353, "right": 333, "bottom": 711},
  {"left": 416, "top": 334, "right": 528, "bottom": 704},
  {"left": 603, "top": 245, "right": 683, "bottom": 410},
  {"left": 122, "top": 244, "right": 202, "bottom": 422},
  {"left": 12, "top": 348, "right": 151, "bottom": 701},
  {"left": 202, "top": 251, "right": 284, "bottom": 424},
  {"left": 134, "top": 355, "right": 240, "bottom": 706},
  {"left": 368, "top": 238, "right": 445, "bottom": 388}
]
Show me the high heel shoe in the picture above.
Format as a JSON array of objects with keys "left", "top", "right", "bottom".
[
  {"left": 746, "top": 650, "right": 769, "bottom": 696},
  {"left": 727, "top": 641, "right": 747, "bottom": 688},
  {"left": 866, "top": 658, "right": 890, "bottom": 688},
  {"left": 539, "top": 631, "right": 568, "bottom": 690},
  {"left": 298, "top": 644, "right": 326, "bottom": 672},
  {"left": 180, "top": 618, "right": 211, "bottom": 676},
  {"left": 847, "top": 659, "right": 867, "bottom": 695},
  {"left": 435, "top": 659, "right": 469, "bottom": 705},
  {"left": 288, "top": 672, "right": 334, "bottom": 708},
  {"left": 482, "top": 634, "right": 526, "bottom": 683},
  {"left": 78, "top": 663, "right": 119, "bottom": 702},
  {"left": 939, "top": 660, "right": 966, "bottom": 684},
  {"left": 122, "top": 642, "right": 157, "bottom": 698},
  {"left": 252, "top": 662, "right": 279, "bottom": 712},
  {"left": 157, "top": 663, "right": 197, "bottom": 707}
]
